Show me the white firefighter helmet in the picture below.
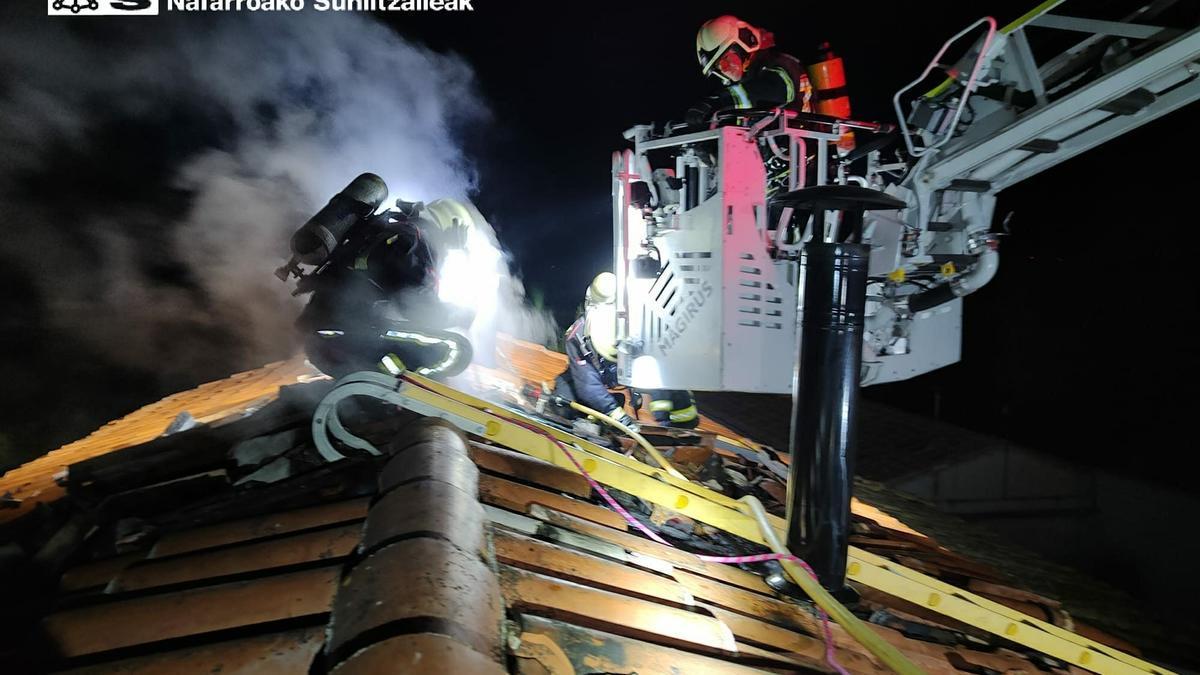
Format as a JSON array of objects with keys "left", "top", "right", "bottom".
[
  {"left": 420, "top": 198, "right": 481, "bottom": 249},
  {"left": 584, "top": 272, "right": 618, "bottom": 361},
  {"left": 696, "top": 15, "right": 774, "bottom": 84},
  {"left": 585, "top": 271, "right": 617, "bottom": 306}
]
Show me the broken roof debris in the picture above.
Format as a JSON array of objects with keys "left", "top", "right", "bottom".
[{"left": 0, "top": 338, "right": 1190, "bottom": 674}]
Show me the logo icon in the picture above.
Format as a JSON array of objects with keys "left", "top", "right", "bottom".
[
  {"left": 52, "top": 0, "right": 99, "bottom": 11},
  {"left": 48, "top": 0, "right": 158, "bottom": 15}
]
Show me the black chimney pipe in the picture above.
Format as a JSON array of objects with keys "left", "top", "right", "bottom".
[
  {"left": 771, "top": 184, "right": 903, "bottom": 591},
  {"left": 786, "top": 240, "right": 870, "bottom": 590}
]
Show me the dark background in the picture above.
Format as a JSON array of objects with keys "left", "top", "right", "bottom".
[{"left": 1, "top": 2, "right": 1196, "bottom": 492}]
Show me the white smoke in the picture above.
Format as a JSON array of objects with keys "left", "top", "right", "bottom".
[
  {"left": 433, "top": 204, "right": 558, "bottom": 367},
  {"left": 0, "top": 9, "right": 551, "bottom": 382}
]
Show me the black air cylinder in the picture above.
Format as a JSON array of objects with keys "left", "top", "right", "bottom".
[
  {"left": 290, "top": 173, "right": 389, "bottom": 265},
  {"left": 684, "top": 165, "right": 700, "bottom": 210},
  {"left": 787, "top": 241, "right": 870, "bottom": 590}
]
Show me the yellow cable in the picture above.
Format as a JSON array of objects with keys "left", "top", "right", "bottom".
[
  {"left": 569, "top": 406, "right": 920, "bottom": 672},
  {"left": 568, "top": 401, "right": 688, "bottom": 481},
  {"left": 429, "top": 375, "right": 916, "bottom": 671},
  {"left": 402, "top": 373, "right": 1155, "bottom": 673},
  {"left": 1000, "top": 0, "right": 1066, "bottom": 34},
  {"left": 738, "top": 496, "right": 925, "bottom": 675}
]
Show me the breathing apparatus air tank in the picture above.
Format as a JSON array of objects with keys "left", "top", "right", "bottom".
[
  {"left": 292, "top": 173, "right": 389, "bottom": 265},
  {"left": 807, "top": 43, "right": 855, "bottom": 152},
  {"left": 275, "top": 173, "right": 389, "bottom": 281}
]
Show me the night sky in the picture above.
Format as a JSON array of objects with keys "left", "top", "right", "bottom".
[{"left": 2, "top": 0, "right": 1197, "bottom": 499}]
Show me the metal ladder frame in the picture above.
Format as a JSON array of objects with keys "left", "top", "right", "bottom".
[{"left": 911, "top": 2, "right": 1200, "bottom": 193}]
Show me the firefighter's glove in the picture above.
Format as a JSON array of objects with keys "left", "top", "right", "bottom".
[
  {"left": 686, "top": 101, "right": 714, "bottom": 129},
  {"left": 609, "top": 407, "right": 640, "bottom": 434}
]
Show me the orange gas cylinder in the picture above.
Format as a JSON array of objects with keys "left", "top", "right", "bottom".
[{"left": 807, "top": 42, "right": 855, "bottom": 151}]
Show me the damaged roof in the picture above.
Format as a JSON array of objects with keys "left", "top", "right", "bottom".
[
  {"left": 0, "top": 358, "right": 323, "bottom": 524},
  {"left": 0, "top": 339, "right": 1189, "bottom": 673}
]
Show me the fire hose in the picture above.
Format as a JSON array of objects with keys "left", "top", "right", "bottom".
[
  {"left": 313, "top": 371, "right": 922, "bottom": 673},
  {"left": 565, "top": 400, "right": 688, "bottom": 481}
]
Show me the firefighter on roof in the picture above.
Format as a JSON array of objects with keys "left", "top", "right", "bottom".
[
  {"left": 279, "top": 173, "right": 474, "bottom": 380},
  {"left": 553, "top": 273, "right": 700, "bottom": 431}
]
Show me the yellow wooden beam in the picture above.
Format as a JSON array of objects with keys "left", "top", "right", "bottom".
[{"left": 398, "top": 374, "right": 1171, "bottom": 675}]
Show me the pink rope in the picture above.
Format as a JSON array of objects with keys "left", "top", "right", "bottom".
[
  {"left": 494, "top": 403, "right": 849, "bottom": 675},
  {"left": 503, "top": 411, "right": 677, "bottom": 547},
  {"left": 398, "top": 376, "right": 848, "bottom": 674}
]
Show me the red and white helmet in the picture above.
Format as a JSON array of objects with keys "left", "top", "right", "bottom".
[{"left": 696, "top": 15, "right": 774, "bottom": 84}]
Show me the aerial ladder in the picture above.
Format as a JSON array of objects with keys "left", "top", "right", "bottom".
[{"left": 613, "top": 0, "right": 1200, "bottom": 394}]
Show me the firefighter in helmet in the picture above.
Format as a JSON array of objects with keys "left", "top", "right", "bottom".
[
  {"left": 553, "top": 273, "right": 700, "bottom": 431},
  {"left": 686, "top": 15, "right": 813, "bottom": 128},
  {"left": 284, "top": 174, "right": 474, "bottom": 380}
]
